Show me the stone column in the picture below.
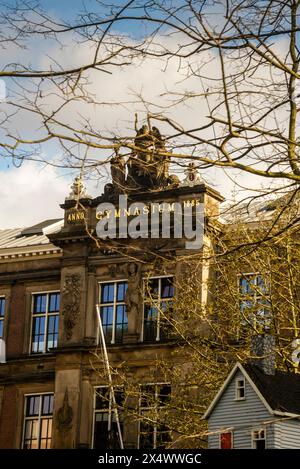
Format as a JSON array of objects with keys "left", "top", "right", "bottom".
[{"left": 78, "top": 371, "right": 94, "bottom": 448}]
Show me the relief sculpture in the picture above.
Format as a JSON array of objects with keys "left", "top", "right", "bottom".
[{"left": 62, "top": 273, "right": 82, "bottom": 340}]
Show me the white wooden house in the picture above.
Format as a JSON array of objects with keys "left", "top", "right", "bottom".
[{"left": 204, "top": 362, "right": 300, "bottom": 449}]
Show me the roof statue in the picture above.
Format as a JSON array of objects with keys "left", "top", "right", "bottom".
[{"left": 105, "top": 125, "right": 180, "bottom": 196}]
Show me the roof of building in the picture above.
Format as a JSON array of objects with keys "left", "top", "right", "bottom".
[
  {"left": 0, "top": 219, "right": 63, "bottom": 259},
  {"left": 244, "top": 364, "right": 300, "bottom": 415},
  {"left": 204, "top": 362, "right": 300, "bottom": 419},
  {"left": 223, "top": 189, "right": 300, "bottom": 224}
]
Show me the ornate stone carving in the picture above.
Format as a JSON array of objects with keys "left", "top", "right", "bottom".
[
  {"left": 57, "top": 388, "right": 73, "bottom": 432},
  {"left": 181, "top": 162, "right": 203, "bottom": 187},
  {"left": 125, "top": 263, "right": 142, "bottom": 335},
  {"left": 62, "top": 273, "right": 81, "bottom": 340}
]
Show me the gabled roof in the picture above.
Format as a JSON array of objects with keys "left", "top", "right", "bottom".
[
  {"left": 244, "top": 364, "right": 300, "bottom": 415},
  {"left": 203, "top": 362, "right": 300, "bottom": 419}
]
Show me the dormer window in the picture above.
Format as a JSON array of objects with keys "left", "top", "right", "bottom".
[{"left": 235, "top": 378, "right": 245, "bottom": 400}]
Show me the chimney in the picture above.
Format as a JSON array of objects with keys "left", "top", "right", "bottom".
[{"left": 250, "top": 334, "right": 276, "bottom": 375}]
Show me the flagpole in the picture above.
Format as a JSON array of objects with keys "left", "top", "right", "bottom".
[{"left": 96, "top": 304, "right": 124, "bottom": 449}]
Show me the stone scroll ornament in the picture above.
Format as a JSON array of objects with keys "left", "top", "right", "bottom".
[
  {"left": 62, "top": 273, "right": 81, "bottom": 340},
  {"left": 57, "top": 388, "right": 73, "bottom": 432}
]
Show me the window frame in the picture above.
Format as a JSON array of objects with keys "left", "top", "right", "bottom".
[
  {"left": 92, "top": 385, "right": 124, "bottom": 449},
  {"left": 98, "top": 280, "right": 128, "bottom": 345},
  {"left": 141, "top": 275, "right": 174, "bottom": 342},
  {"left": 252, "top": 428, "right": 267, "bottom": 449},
  {"left": 29, "top": 290, "right": 60, "bottom": 355},
  {"left": 137, "top": 382, "right": 171, "bottom": 449},
  {"left": 235, "top": 378, "right": 246, "bottom": 401},
  {"left": 219, "top": 431, "right": 233, "bottom": 449},
  {"left": 21, "top": 392, "right": 54, "bottom": 449}
]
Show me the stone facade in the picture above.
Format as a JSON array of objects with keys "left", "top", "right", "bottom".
[{"left": 0, "top": 151, "right": 224, "bottom": 448}]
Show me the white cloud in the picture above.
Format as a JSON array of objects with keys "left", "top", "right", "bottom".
[{"left": 0, "top": 162, "right": 69, "bottom": 228}]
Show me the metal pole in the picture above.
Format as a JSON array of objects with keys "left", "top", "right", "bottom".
[{"left": 96, "top": 304, "right": 124, "bottom": 449}]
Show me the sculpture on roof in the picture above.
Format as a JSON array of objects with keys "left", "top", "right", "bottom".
[
  {"left": 127, "top": 124, "right": 176, "bottom": 190},
  {"left": 105, "top": 124, "right": 180, "bottom": 196}
]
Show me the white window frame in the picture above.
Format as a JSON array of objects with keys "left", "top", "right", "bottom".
[
  {"left": 29, "top": 290, "right": 60, "bottom": 354},
  {"left": 219, "top": 431, "right": 233, "bottom": 449},
  {"left": 21, "top": 392, "right": 54, "bottom": 449},
  {"left": 141, "top": 275, "right": 174, "bottom": 342},
  {"left": 98, "top": 280, "right": 128, "bottom": 345},
  {"left": 137, "top": 382, "right": 171, "bottom": 449},
  {"left": 0, "top": 296, "right": 5, "bottom": 340},
  {"left": 235, "top": 378, "right": 246, "bottom": 401},
  {"left": 91, "top": 385, "right": 123, "bottom": 449},
  {"left": 252, "top": 428, "right": 267, "bottom": 449}
]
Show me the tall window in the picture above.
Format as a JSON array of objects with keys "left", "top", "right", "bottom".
[
  {"left": 0, "top": 297, "right": 5, "bottom": 339},
  {"left": 99, "top": 282, "right": 128, "bottom": 344},
  {"left": 22, "top": 394, "right": 54, "bottom": 449},
  {"left": 239, "top": 274, "right": 271, "bottom": 332},
  {"left": 93, "top": 387, "right": 124, "bottom": 449},
  {"left": 252, "top": 429, "right": 266, "bottom": 449},
  {"left": 138, "top": 383, "right": 171, "bottom": 449},
  {"left": 31, "top": 292, "right": 60, "bottom": 353},
  {"left": 143, "top": 277, "right": 174, "bottom": 342}
]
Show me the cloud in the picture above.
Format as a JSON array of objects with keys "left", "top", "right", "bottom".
[{"left": 0, "top": 162, "right": 69, "bottom": 228}]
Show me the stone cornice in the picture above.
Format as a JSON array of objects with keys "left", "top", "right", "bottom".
[{"left": 0, "top": 244, "right": 62, "bottom": 262}]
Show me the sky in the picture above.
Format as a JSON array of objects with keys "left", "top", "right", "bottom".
[{"left": 0, "top": 1, "right": 289, "bottom": 228}]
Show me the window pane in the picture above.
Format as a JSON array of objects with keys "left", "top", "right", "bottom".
[
  {"left": 255, "top": 439, "right": 266, "bottom": 449},
  {"left": 158, "top": 385, "right": 171, "bottom": 405},
  {"left": 49, "top": 293, "right": 60, "bottom": 312},
  {"left": 140, "top": 385, "right": 156, "bottom": 408},
  {"left": 145, "top": 279, "right": 159, "bottom": 298},
  {"left": 117, "top": 282, "right": 127, "bottom": 302},
  {"left": 101, "top": 284, "right": 115, "bottom": 303},
  {"left": 0, "top": 320, "right": 3, "bottom": 339},
  {"left": 161, "top": 278, "right": 174, "bottom": 298},
  {"left": 33, "top": 294, "right": 47, "bottom": 314},
  {"left": 26, "top": 396, "right": 40, "bottom": 416},
  {"left": 93, "top": 414, "right": 122, "bottom": 449},
  {"left": 95, "top": 388, "right": 110, "bottom": 410},
  {"left": 0, "top": 298, "right": 5, "bottom": 317},
  {"left": 42, "top": 395, "right": 54, "bottom": 415},
  {"left": 31, "top": 317, "right": 45, "bottom": 353}
]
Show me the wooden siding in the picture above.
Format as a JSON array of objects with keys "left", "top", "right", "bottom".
[
  {"left": 273, "top": 420, "right": 300, "bottom": 449},
  {"left": 208, "top": 369, "right": 274, "bottom": 448}
]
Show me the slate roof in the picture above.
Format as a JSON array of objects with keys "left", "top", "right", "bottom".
[{"left": 244, "top": 364, "right": 300, "bottom": 415}]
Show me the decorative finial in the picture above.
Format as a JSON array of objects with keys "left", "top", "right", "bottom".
[
  {"left": 67, "top": 176, "right": 89, "bottom": 200},
  {"left": 181, "top": 162, "right": 203, "bottom": 187}
]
